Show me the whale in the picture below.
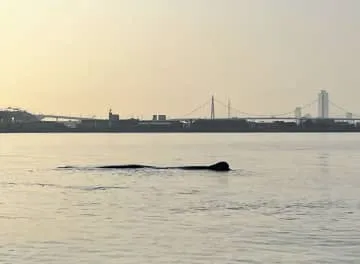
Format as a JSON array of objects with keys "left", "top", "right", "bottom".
[{"left": 58, "top": 161, "right": 230, "bottom": 172}]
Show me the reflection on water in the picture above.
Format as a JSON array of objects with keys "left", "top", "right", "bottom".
[
  {"left": 1, "top": 133, "right": 360, "bottom": 263},
  {"left": 318, "top": 152, "right": 330, "bottom": 175}
]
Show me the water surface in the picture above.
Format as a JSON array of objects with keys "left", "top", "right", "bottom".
[{"left": 1, "top": 133, "right": 360, "bottom": 263}]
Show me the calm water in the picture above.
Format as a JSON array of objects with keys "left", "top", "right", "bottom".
[{"left": 1, "top": 133, "right": 360, "bottom": 263}]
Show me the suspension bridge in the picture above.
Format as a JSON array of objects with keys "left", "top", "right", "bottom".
[
  {"left": 170, "top": 94, "right": 360, "bottom": 122},
  {"left": 5, "top": 91, "right": 360, "bottom": 123}
]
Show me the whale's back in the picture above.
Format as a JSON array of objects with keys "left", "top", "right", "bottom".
[{"left": 208, "top": 161, "right": 230, "bottom": 171}]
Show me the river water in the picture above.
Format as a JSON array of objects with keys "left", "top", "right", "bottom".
[{"left": 0, "top": 133, "right": 360, "bottom": 263}]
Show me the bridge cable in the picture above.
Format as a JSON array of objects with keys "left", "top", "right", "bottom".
[
  {"left": 214, "top": 98, "right": 317, "bottom": 117},
  {"left": 181, "top": 99, "right": 211, "bottom": 117},
  {"left": 328, "top": 100, "right": 360, "bottom": 116},
  {"left": 214, "top": 99, "right": 262, "bottom": 116}
]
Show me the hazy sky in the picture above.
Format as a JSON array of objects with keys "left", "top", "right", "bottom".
[{"left": 1, "top": 0, "right": 360, "bottom": 118}]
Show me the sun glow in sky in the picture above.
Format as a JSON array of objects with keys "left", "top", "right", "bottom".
[{"left": 1, "top": 0, "right": 360, "bottom": 118}]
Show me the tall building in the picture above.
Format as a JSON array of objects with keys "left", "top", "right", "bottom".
[{"left": 318, "top": 90, "right": 329, "bottom": 118}]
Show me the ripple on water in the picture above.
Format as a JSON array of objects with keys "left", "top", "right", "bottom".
[
  {"left": 2, "top": 133, "right": 360, "bottom": 263},
  {"left": 0, "top": 181, "right": 127, "bottom": 191}
]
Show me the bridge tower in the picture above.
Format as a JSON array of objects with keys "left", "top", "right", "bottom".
[
  {"left": 210, "top": 96, "right": 215, "bottom": 119},
  {"left": 228, "top": 99, "right": 231, "bottom": 119},
  {"left": 108, "top": 108, "right": 112, "bottom": 128}
]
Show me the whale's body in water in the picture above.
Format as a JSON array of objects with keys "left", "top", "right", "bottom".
[{"left": 59, "top": 161, "right": 230, "bottom": 172}]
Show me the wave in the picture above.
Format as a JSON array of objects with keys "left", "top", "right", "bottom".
[{"left": 0, "top": 182, "right": 127, "bottom": 191}]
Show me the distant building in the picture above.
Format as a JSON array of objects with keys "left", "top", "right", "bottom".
[
  {"left": 108, "top": 109, "right": 119, "bottom": 121},
  {"left": 0, "top": 108, "right": 39, "bottom": 123},
  {"left": 152, "top": 114, "right": 166, "bottom": 121},
  {"left": 318, "top": 90, "right": 329, "bottom": 118},
  {"left": 158, "top": 114, "right": 166, "bottom": 121},
  {"left": 346, "top": 112, "right": 353, "bottom": 119}
]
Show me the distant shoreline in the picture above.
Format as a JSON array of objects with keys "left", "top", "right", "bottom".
[{"left": 2, "top": 129, "right": 360, "bottom": 134}]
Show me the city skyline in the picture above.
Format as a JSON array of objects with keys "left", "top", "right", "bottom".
[
  {"left": 1, "top": 0, "right": 360, "bottom": 117},
  {"left": 2, "top": 89, "right": 357, "bottom": 121}
]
